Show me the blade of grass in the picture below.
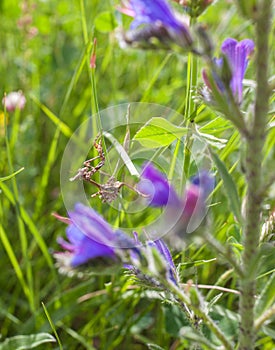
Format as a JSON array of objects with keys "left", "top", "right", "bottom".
[
  {"left": 3, "top": 110, "right": 35, "bottom": 311},
  {"left": 42, "top": 302, "right": 63, "bottom": 350},
  {"left": 0, "top": 182, "right": 54, "bottom": 268},
  {"left": 210, "top": 149, "right": 243, "bottom": 224},
  {"left": 0, "top": 223, "right": 30, "bottom": 303},
  {"left": 30, "top": 95, "right": 73, "bottom": 139},
  {"left": 0, "top": 167, "right": 24, "bottom": 182},
  {"left": 33, "top": 128, "right": 60, "bottom": 220}
]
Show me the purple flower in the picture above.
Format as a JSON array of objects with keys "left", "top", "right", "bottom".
[
  {"left": 54, "top": 203, "right": 137, "bottom": 267},
  {"left": 120, "top": 0, "right": 193, "bottom": 48},
  {"left": 221, "top": 38, "right": 254, "bottom": 103},
  {"left": 128, "top": 232, "right": 179, "bottom": 285},
  {"left": 202, "top": 38, "right": 254, "bottom": 104},
  {"left": 136, "top": 162, "right": 181, "bottom": 207}
]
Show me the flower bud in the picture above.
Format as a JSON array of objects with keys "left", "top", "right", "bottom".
[{"left": 2, "top": 91, "right": 26, "bottom": 112}]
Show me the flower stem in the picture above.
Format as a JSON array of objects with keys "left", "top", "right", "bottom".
[
  {"left": 239, "top": 1, "right": 272, "bottom": 349},
  {"left": 165, "top": 280, "right": 234, "bottom": 350}
]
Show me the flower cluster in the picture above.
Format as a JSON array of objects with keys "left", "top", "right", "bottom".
[
  {"left": 54, "top": 202, "right": 178, "bottom": 285},
  {"left": 55, "top": 164, "right": 213, "bottom": 285}
]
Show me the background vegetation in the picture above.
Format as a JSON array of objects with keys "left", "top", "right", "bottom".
[{"left": 0, "top": 0, "right": 274, "bottom": 349}]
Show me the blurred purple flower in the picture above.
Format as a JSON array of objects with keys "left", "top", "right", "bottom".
[
  {"left": 221, "top": 38, "right": 254, "bottom": 103},
  {"left": 128, "top": 0, "right": 186, "bottom": 33},
  {"left": 137, "top": 163, "right": 214, "bottom": 233},
  {"left": 190, "top": 170, "right": 215, "bottom": 201},
  {"left": 2, "top": 91, "right": 26, "bottom": 112},
  {"left": 136, "top": 162, "right": 181, "bottom": 207},
  {"left": 181, "top": 170, "right": 215, "bottom": 220},
  {"left": 54, "top": 203, "right": 137, "bottom": 267},
  {"left": 120, "top": 0, "right": 193, "bottom": 48}
]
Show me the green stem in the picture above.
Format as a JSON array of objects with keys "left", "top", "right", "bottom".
[
  {"left": 239, "top": 1, "right": 272, "bottom": 349},
  {"left": 79, "top": 0, "right": 100, "bottom": 136},
  {"left": 182, "top": 15, "right": 198, "bottom": 179},
  {"left": 164, "top": 279, "right": 234, "bottom": 350},
  {"left": 3, "top": 110, "right": 35, "bottom": 311},
  {"left": 183, "top": 50, "right": 198, "bottom": 178}
]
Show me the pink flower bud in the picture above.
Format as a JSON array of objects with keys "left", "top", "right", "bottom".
[{"left": 2, "top": 91, "right": 26, "bottom": 112}]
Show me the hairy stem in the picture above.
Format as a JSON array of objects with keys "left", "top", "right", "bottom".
[
  {"left": 239, "top": 1, "right": 272, "bottom": 349},
  {"left": 166, "top": 280, "right": 234, "bottom": 350}
]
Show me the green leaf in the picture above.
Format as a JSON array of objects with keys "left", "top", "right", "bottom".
[
  {"left": 134, "top": 117, "right": 187, "bottom": 148},
  {"left": 262, "top": 326, "right": 275, "bottom": 340},
  {"left": 147, "top": 344, "right": 166, "bottom": 350},
  {"left": 180, "top": 327, "right": 220, "bottom": 349},
  {"left": 0, "top": 167, "right": 24, "bottom": 182},
  {"left": 163, "top": 304, "right": 189, "bottom": 337},
  {"left": 0, "top": 333, "right": 55, "bottom": 350},
  {"left": 255, "top": 272, "right": 275, "bottom": 316},
  {"left": 30, "top": 94, "right": 73, "bottom": 139},
  {"left": 210, "top": 305, "right": 239, "bottom": 341},
  {"left": 210, "top": 149, "right": 243, "bottom": 224},
  {"left": 94, "top": 11, "right": 118, "bottom": 33}
]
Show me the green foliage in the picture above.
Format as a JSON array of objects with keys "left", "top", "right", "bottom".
[{"left": 0, "top": 0, "right": 274, "bottom": 349}]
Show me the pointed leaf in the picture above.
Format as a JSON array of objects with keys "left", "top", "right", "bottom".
[
  {"left": 255, "top": 271, "right": 275, "bottom": 316},
  {"left": 210, "top": 149, "right": 243, "bottom": 224}
]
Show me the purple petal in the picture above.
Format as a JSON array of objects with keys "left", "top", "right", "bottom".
[
  {"left": 221, "top": 38, "right": 254, "bottom": 103},
  {"left": 190, "top": 170, "right": 215, "bottom": 199},
  {"left": 182, "top": 184, "right": 201, "bottom": 216},
  {"left": 69, "top": 203, "right": 117, "bottom": 246},
  {"left": 153, "top": 239, "right": 176, "bottom": 271},
  {"left": 233, "top": 39, "right": 254, "bottom": 102},
  {"left": 221, "top": 38, "right": 238, "bottom": 66},
  {"left": 182, "top": 171, "right": 214, "bottom": 216},
  {"left": 57, "top": 224, "right": 115, "bottom": 267},
  {"left": 71, "top": 234, "right": 115, "bottom": 267},
  {"left": 129, "top": 0, "right": 184, "bottom": 33},
  {"left": 137, "top": 162, "right": 180, "bottom": 207},
  {"left": 151, "top": 239, "right": 178, "bottom": 284}
]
